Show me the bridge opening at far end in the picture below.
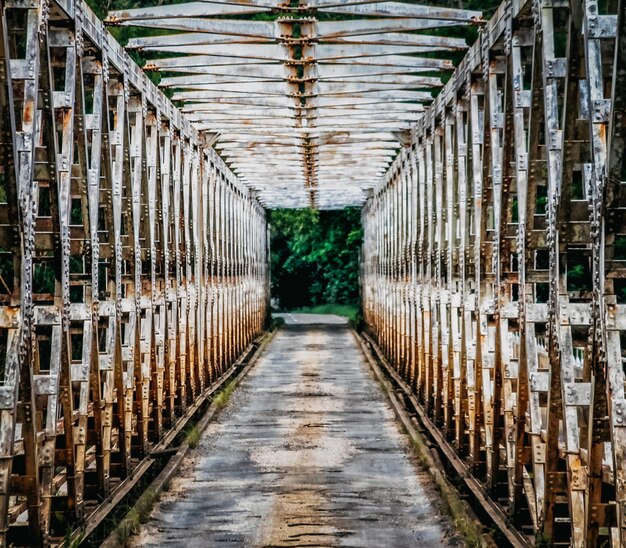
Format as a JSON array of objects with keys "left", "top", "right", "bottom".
[{"left": 268, "top": 207, "right": 362, "bottom": 319}]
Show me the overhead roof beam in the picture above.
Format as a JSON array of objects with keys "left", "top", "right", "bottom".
[
  {"left": 316, "top": 0, "right": 481, "bottom": 21},
  {"left": 107, "top": 0, "right": 479, "bottom": 208},
  {"left": 161, "top": 73, "right": 443, "bottom": 87},
  {"left": 171, "top": 89, "right": 435, "bottom": 100},
  {"left": 146, "top": 53, "right": 454, "bottom": 70},
  {"left": 107, "top": 2, "right": 269, "bottom": 22}
]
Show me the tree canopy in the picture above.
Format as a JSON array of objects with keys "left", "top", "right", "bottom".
[{"left": 269, "top": 208, "right": 363, "bottom": 309}]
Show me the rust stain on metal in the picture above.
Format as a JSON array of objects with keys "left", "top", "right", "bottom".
[
  {"left": 3, "top": 0, "right": 626, "bottom": 546},
  {"left": 0, "top": 3, "right": 269, "bottom": 545},
  {"left": 361, "top": 1, "right": 626, "bottom": 545}
]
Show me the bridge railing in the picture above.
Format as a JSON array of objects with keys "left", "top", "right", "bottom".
[
  {"left": 362, "top": 0, "right": 626, "bottom": 545},
  {"left": 0, "top": 0, "right": 269, "bottom": 543}
]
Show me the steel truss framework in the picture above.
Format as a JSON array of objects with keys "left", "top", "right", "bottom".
[
  {"left": 105, "top": 0, "right": 481, "bottom": 209},
  {"left": 5, "top": 0, "right": 626, "bottom": 543},
  {"left": 0, "top": 0, "right": 269, "bottom": 543},
  {"left": 362, "top": 0, "right": 626, "bottom": 545}
]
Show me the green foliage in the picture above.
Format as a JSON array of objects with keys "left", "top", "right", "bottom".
[
  {"left": 269, "top": 208, "right": 362, "bottom": 309},
  {"left": 33, "top": 262, "right": 55, "bottom": 294},
  {"left": 135, "top": 487, "right": 158, "bottom": 523},
  {"left": 213, "top": 379, "right": 236, "bottom": 410},
  {"left": 615, "top": 236, "right": 626, "bottom": 260},
  {"left": 184, "top": 425, "right": 201, "bottom": 448},
  {"left": 567, "top": 251, "right": 592, "bottom": 293},
  {"left": 55, "top": 510, "right": 84, "bottom": 548},
  {"left": 406, "top": 422, "right": 484, "bottom": 546},
  {"left": 111, "top": 487, "right": 159, "bottom": 546},
  {"left": 0, "top": 174, "right": 7, "bottom": 203},
  {"left": 535, "top": 532, "right": 553, "bottom": 548},
  {"left": 536, "top": 185, "right": 548, "bottom": 214},
  {"left": 114, "top": 508, "right": 140, "bottom": 546},
  {"left": 0, "top": 250, "right": 14, "bottom": 295},
  {"left": 269, "top": 315, "right": 286, "bottom": 330},
  {"left": 567, "top": 263, "right": 586, "bottom": 290}
]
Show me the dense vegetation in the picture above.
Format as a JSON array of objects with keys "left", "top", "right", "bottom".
[{"left": 269, "top": 209, "right": 363, "bottom": 310}]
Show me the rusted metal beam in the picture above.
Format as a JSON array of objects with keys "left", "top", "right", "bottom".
[{"left": 108, "top": 0, "right": 477, "bottom": 209}]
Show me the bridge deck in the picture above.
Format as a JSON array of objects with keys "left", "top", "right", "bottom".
[{"left": 132, "top": 315, "right": 450, "bottom": 547}]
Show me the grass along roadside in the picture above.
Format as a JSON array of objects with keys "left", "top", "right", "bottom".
[
  {"left": 108, "top": 379, "right": 242, "bottom": 545},
  {"left": 409, "top": 432, "right": 486, "bottom": 547},
  {"left": 383, "top": 381, "right": 486, "bottom": 546},
  {"left": 184, "top": 425, "right": 201, "bottom": 449},
  {"left": 113, "top": 488, "right": 159, "bottom": 546},
  {"left": 212, "top": 378, "right": 237, "bottom": 410},
  {"left": 353, "top": 332, "right": 491, "bottom": 548}
]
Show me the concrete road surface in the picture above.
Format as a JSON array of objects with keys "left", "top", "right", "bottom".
[{"left": 132, "top": 315, "right": 454, "bottom": 547}]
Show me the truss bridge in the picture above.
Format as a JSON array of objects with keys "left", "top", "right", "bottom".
[{"left": 1, "top": 0, "right": 626, "bottom": 545}]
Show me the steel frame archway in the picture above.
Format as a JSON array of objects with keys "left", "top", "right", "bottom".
[
  {"left": 362, "top": 0, "right": 626, "bottom": 545},
  {"left": 0, "top": 0, "right": 268, "bottom": 543}
]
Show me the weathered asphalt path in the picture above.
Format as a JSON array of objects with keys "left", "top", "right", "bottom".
[{"left": 133, "top": 315, "right": 451, "bottom": 547}]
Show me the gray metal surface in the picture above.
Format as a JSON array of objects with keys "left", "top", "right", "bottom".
[
  {"left": 4, "top": 0, "right": 626, "bottom": 545},
  {"left": 132, "top": 321, "right": 451, "bottom": 547},
  {"left": 360, "top": 0, "right": 626, "bottom": 545}
]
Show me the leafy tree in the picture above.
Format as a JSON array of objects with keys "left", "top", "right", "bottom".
[{"left": 269, "top": 208, "right": 362, "bottom": 309}]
